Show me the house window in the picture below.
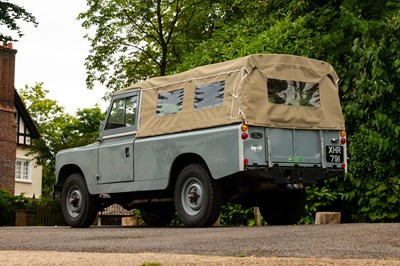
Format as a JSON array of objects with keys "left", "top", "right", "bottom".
[
  {"left": 267, "top": 78, "right": 320, "bottom": 107},
  {"left": 156, "top": 89, "right": 184, "bottom": 116},
  {"left": 194, "top": 81, "right": 225, "bottom": 110},
  {"left": 15, "top": 159, "right": 31, "bottom": 182}
]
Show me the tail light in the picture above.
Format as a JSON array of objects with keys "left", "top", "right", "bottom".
[
  {"left": 340, "top": 130, "right": 347, "bottom": 144},
  {"left": 241, "top": 124, "right": 248, "bottom": 140}
]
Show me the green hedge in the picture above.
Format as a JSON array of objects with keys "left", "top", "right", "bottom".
[{"left": 0, "top": 189, "right": 33, "bottom": 226}]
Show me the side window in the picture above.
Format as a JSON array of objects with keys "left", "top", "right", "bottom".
[
  {"left": 156, "top": 89, "right": 184, "bottom": 116},
  {"left": 125, "top": 96, "right": 138, "bottom": 127},
  {"left": 194, "top": 81, "right": 225, "bottom": 110},
  {"left": 267, "top": 79, "right": 320, "bottom": 107},
  {"left": 105, "top": 95, "right": 138, "bottom": 130}
]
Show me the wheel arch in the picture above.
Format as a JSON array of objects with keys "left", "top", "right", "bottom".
[
  {"left": 56, "top": 164, "right": 84, "bottom": 188},
  {"left": 168, "top": 153, "right": 209, "bottom": 190}
]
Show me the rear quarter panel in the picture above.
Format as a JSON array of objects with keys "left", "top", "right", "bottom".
[{"left": 133, "top": 124, "right": 241, "bottom": 190}]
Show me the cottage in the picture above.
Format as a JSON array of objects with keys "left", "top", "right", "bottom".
[{"left": 0, "top": 43, "right": 42, "bottom": 198}]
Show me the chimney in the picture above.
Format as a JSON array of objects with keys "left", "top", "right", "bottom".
[{"left": 0, "top": 42, "right": 17, "bottom": 194}]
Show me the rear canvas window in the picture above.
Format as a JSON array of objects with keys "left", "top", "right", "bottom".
[
  {"left": 156, "top": 89, "right": 184, "bottom": 116},
  {"left": 267, "top": 78, "right": 320, "bottom": 107},
  {"left": 194, "top": 81, "right": 225, "bottom": 110}
]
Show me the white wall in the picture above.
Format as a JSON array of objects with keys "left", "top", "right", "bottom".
[{"left": 14, "top": 146, "right": 42, "bottom": 198}]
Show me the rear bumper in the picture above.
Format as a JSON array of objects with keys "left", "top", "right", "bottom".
[{"left": 244, "top": 164, "right": 345, "bottom": 185}]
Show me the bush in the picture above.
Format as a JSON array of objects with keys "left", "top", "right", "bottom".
[
  {"left": 220, "top": 204, "right": 265, "bottom": 226},
  {"left": 0, "top": 189, "right": 32, "bottom": 226},
  {"left": 299, "top": 182, "right": 342, "bottom": 224}
]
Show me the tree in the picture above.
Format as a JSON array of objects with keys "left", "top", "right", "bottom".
[
  {"left": 19, "top": 83, "right": 105, "bottom": 197},
  {"left": 0, "top": 1, "right": 37, "bottom": 41},
  {"left": 78, "top": 0, "right": 254, "bottom": 94},
  {"left": 63, "top": 106, "right": 105, "bottom": 148}
]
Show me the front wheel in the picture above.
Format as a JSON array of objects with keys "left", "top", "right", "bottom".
[
  {"left": 174, "top": 164, "right": 222, "bottom": 227},
  {"left": 61, "top": 173, "right": 99, "bottom": 228}
]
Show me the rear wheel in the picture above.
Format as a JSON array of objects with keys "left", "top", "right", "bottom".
[
  {"left": 140, "top": 204, "right": 176, "bottom": 227},
  {"left": 174, "top": 164, "right": 222, "bottom": 227},
  {"left": 61, "top": 173, "right": 99, "bottom": 228},
  {"left": 258, "top": 189, "right": 306, "bottom": 225}
]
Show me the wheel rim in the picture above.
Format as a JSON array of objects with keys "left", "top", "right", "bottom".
[
  {"left": 66, "top": 185, "right": 83, "bottom": 218},
  {"left": 181, "top": 177, "right": 204, "bottom": 216}
]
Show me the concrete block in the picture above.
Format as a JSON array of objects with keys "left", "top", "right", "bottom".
[
  {"left": 121, "top": 216, "right": 138, "bottom": 226},
  {"left": 315, "top": 212, "right": 341, "bottom": 224}
]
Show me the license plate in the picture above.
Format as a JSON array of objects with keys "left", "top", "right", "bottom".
[{"left": 326, "top": 145, "right": 344, "bottom": 163}]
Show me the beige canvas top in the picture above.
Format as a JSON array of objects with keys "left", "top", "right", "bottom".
[{"left": 118, "top": 54, "right": 345, "bottom": 137}]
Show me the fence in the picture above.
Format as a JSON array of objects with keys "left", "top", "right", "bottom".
[
  {"left": 22, "top": 204, "right": 132, "bottom": 226},
  {"left": 34, "top": 202, "right": 67, "bottom": 226},
  {"left": 35, "top": 205, "right": 66, "bottom": 226}
]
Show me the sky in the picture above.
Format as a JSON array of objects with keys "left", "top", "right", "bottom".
[{"left": 9, "top": 1, "right": 109, "bottom": 114}]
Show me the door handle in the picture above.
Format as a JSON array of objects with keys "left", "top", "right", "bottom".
[{"left": 125, "top": 147, "right": 130, "bottom": 158}]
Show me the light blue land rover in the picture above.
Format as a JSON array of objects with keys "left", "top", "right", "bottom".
[{"left": 55, "top": 54, "right": 347, "bottom": 227}]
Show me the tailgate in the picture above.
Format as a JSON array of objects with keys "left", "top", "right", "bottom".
[
  {"left": 243, "top": 126, "right": 346, "bottom": 170},
  {"left": 266, "top": 128, "right": 346, "bottom": 168}
]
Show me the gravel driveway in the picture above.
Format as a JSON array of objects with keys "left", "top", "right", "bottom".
[{"left": 0, "top": 223, "right": 399, "bottom": 265}]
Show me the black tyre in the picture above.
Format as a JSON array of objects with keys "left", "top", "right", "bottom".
[
  {"left": 174, "top": 164, "right": 222, "bottom": 227},
  {"left": 61, "top": 173, "right": 99, "bottom": 228},
  {"left": 258, "top": 189, "right": 306, "bottom": 225},
  {"left": 140, "top": 204, "right": 176, "bottom": 227}
]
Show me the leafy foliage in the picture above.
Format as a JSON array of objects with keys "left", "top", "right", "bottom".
[
  {"left": 220, "top": 204, "right": 265, "bottom": 226},
  {"left": 0, "top": 189, "right": 31, "bottom": 226},
  {"left": 333, "top": 2, "right": 400, "bottom": 222},
  {"left": 299, "top": 180, "right": 343, "bottom": 224},
  {"left": 79, "top": 0, "right": 191, "bottom": 92},
  {"left": 78, "top": 0, "right": 259, "bottom": 94},
  {"left": 0, "top": 1, "right": 37, "bottom": 41}
]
